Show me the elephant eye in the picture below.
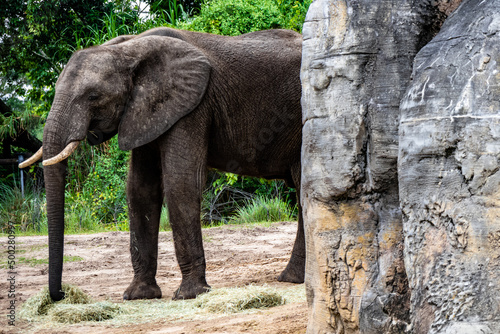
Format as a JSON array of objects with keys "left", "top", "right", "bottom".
[{"left": 88, "top": 94, "right": 100, "bottom": 101}]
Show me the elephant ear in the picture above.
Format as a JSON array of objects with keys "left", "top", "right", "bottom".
[{"left": 111, "top": 35, "right": 211, "bottom": 150}]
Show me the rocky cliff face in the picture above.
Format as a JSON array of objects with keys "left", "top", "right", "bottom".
[
  {"left": 399, "top": 1, "right": 500, "bottom": 333},
  {"left": 300, "top": 0, "right": 474, "bottom": 333}
]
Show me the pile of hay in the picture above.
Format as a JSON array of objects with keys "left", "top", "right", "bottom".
[
  {"left": 20, "top": 284, "right": 121, "bottom": 324},
  {"left": 194, "top": 285, "right": 286, "bottom": 313},
  {"left": 48, "top": 302, "right": 121, "bottom": 324},
  {"left": 20, "top": 283, "right": 303, "bottom": 327}
]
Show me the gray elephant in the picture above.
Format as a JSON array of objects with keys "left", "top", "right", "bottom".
[{"left": 21, "top": 27, "right": 304, "bottom": 301}]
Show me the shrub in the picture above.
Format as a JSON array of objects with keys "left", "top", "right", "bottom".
[
  {"left": 276, "top": 0, "right": 312, "bottom": 32},
  {"left": 66, "top": 137, "right": 129, "bottom": 231},
  {"left": 181, "top": 0, "right": 284, "bottom": 35},
  {"left": 231, "top": 195, "right": 297, "bottom": 224},
  {"left": 180, "top": 0, "right": 312, "bottom": 34}
]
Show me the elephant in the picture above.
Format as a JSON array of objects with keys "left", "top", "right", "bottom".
[{"left": 20, "top": 27, "right": 304, "bottom": 301}]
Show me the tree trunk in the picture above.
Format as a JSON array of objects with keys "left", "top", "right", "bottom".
[
  {"left": 399, "top": 1, "right": 500, "bottom": 333},
  {"left": 301, "top": 0, "right": 459, "bottom": 332}
]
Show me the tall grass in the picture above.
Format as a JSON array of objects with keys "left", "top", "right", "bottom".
[
  {"left": 231, "top": 196, "right": 297, "bottom": 225},
  {"left": 0, "top": 183, "right": 46, "bottom": 234},
  {"left": 72, "top": 3, "right": 189, "bottom": 51}
]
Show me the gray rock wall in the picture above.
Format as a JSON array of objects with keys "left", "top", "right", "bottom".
[
  {"left": 301, "top": 0, "right": 461, "bottom": 333},
  {"left": 399, "top": 1, "right": 500, "bottom": 333}
]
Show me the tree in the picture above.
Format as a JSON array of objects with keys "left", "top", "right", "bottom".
[
  {"left": 0, "top": 0, "right": 118, "bottom": 163},
  {"left": 0, "top": 0, "right": 113, "bottom": 107}
]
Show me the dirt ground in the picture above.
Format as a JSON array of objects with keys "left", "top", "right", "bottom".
[{"left": 1, "top": 221, "right": 308, "bottom": 334}]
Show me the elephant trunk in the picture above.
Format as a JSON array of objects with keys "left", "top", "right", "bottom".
[
  {"left": 42, "top": 95, "right": 86, "bottom": 301},
  {"left": 44, "top": 154, "right": 67, "bottom": 301},
  {"left": 43, "top": 125, "right": 68, "bottom": 301}
]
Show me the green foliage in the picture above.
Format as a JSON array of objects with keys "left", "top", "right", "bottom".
[
  {"left": 180, "top": 0, "right": 311, "bottom": 34},
  {"left": 276, "top": 0, "right": 312, "bottom": 32},
  {"left": 231, "top": 195, "right": 297, "bottom": 225},
  {"left": 74, "top": 10, "right": 141, "bottom": 49},
  {"left": 0, "top": 0, "right": 114, "bottom": 111},
  {"left": 0, "top": 183, "right": 46, "bottom": 233},
  {"left": 0, "top": 106, "right": 44, "bottom": 142},
  {"left": 160, "top": 206, "right": 171, "bottom": 231},
  {"left": 202, "top": 171, "right": 297, "bottom": 226},
  {"left": 66, "top": 137, "right": 129, "bottom": 231},
  {"left": 151, "top": 0, "right": 192, "bottom": 26},
  {"left": 183, "top": 0, "right": 283, "bottom": 35},
  {"left": 0, "top": 0, "right": 311, "bottom": 235},
  {"left": 148, "top": 0, "right": 202, "bottom": 17}
]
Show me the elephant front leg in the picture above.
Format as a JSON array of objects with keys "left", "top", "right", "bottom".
[
  {"left": 164, "top": 171, "right": 210, "bottom": 300},
  {"left": 123, "top": 147, "right": 163, "bottom": 300}
]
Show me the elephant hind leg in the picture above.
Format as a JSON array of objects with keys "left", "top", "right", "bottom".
[
  {"left": 278, "top": 162, "right": 305, "bottom": 283},
  {"left": 123, "top": 145, "right": 163, "bottom": 300}
]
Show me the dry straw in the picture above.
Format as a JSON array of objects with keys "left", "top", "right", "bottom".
[
  {"left": 194, "top": 285, "right": 286, "bottom": 313},
  {"left": 20, "top": 283, "right": 305, "bottom": 327},
  {"left": 48, "top": 302, "right": 121, "bottom": 323},
  {"left": 19, "top": 283, "right": 121, "bottom": 323}
]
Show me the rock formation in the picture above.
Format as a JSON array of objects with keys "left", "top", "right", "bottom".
[
  {"left": 300, "top": 0, "right": 467, "bottom": 333},
  {"left": 399, "top": 1, "right": 500, "bottom": 333}
]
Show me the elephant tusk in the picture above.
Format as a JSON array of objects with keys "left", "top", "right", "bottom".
[
  {"left": 19, "top": 147, "right": 43, "bottom": 169},
  {"left": 42, "top": 141, "right": 80, "bottom": 166}
]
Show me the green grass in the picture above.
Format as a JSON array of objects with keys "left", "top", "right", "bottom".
[
  {"left": 231, "top": 196, "right": 297, "bottom": 225},
  {"left": 0, "top": 254, "right": 84, "bottom": 268},
  {"left": 0, "top": 184, "right": 46, "bottom": 233},
  {"left": 0, "top": 181, "right": 296, "bottom": 236},
  {"left": 17, "top": 257, "right": 49, "bottom": 267},
  {"left": 63, "top": 255, "right": 85, "bottom": 263},
  {"left": 1, "top": 193, "right": 296, "bottom": 236},
  {"left": 2, "top": 253, "right": 82, "bottom": 268}
]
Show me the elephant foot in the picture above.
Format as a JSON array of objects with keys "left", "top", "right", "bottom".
[
  {"left": 278, "top": 258, "right": 305, "bottom": 284},
  {"left": 123, "top": 280, "right": 162, "bottom": 300},
  {"left": 173, "top": 280, "right": 210, "bottom": 300}
]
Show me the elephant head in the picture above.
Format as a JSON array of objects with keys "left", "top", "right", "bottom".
[{"left": 20, "top": 35, "right": 211, "bottom": 301}]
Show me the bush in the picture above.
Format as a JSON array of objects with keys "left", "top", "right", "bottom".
[
  {"left": 66, "top": 137, "right": 129, "bottom": 231},
  {"left": 276, "top": 0, "right": 312, "bottom": 32},
  {"left": 202, "top": 172, "right": 297, "bottom": 226},
  {"left": 231, "top": 195, "right": 297, "bottom": 224},
  {"left": 180, "top": 0, "right": 311, "bottom": 34},
  {"left": 182, "top": 0, "right": 284, "bottom": 35}
]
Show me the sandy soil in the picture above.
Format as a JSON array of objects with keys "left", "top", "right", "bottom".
[{"left": 1, "top": 221, "right": 308, "bottom": 333}]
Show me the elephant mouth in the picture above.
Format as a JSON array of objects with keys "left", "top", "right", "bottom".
[{"left": 87, "top": 128, "right": 118, "bottom": 146}]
